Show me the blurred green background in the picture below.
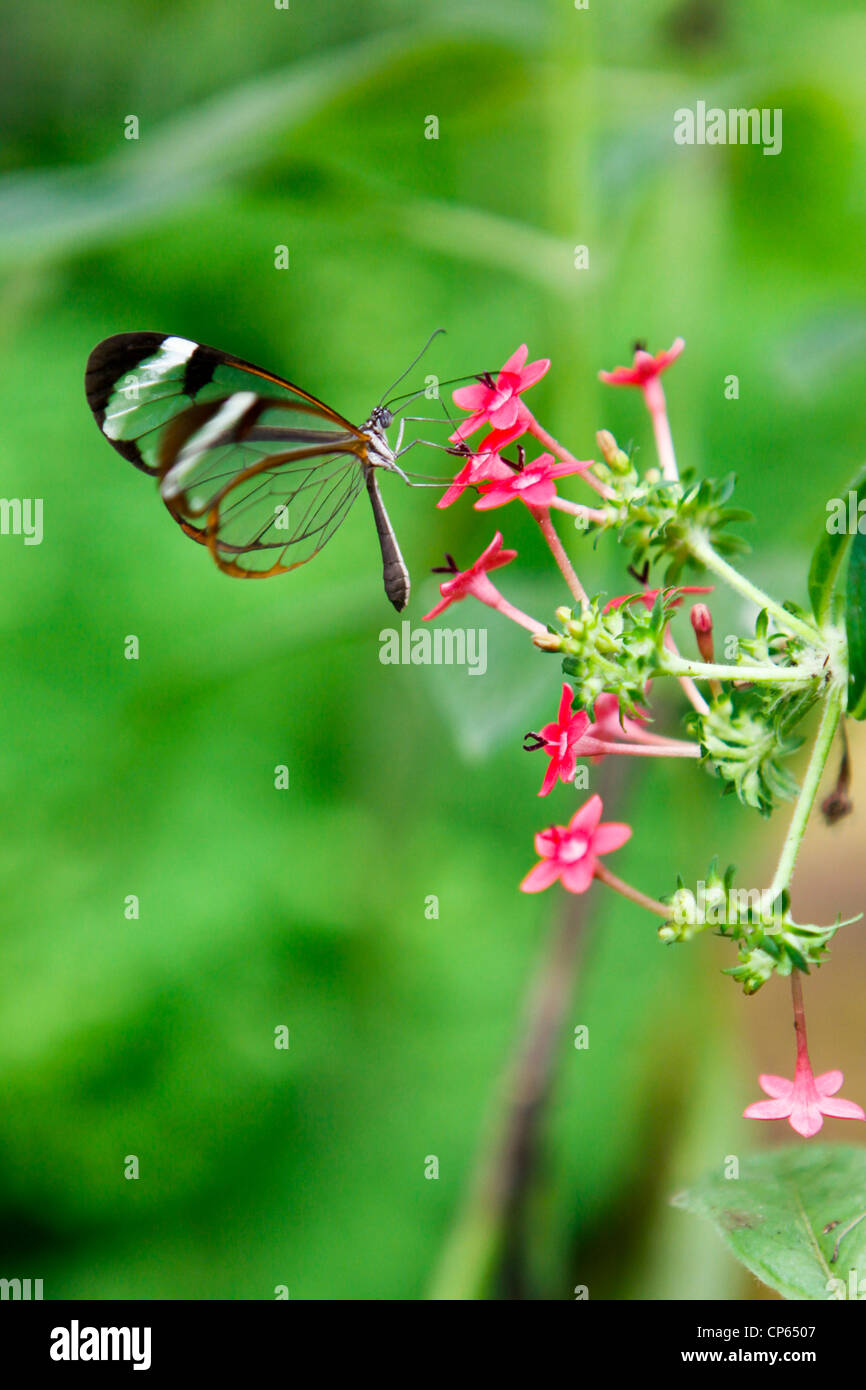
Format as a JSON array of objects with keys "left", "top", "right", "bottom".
[{"left": 2, "top": 0, "right": 865, "bottom": 1300}]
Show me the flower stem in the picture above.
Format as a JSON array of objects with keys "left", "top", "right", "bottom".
[
  {"left": 663, "top": 656, "right": 820, "bottom": 685},
  {"left": 593, "top": 862, "right": 670, "bottom": 917},
  {"left": 664, "top": 629, "right": 710, "bottom": 715},
  {"left": 549, "top": 496, "right": 610, "bottom": 525},
  {"left": 586, "top": 738, "right": 701, "bottom": 759},
  {"left": 526, "top": 416, "right": 614, "bottom": 500},
  {"left": 687, "top": 531, "right": 820, "bottom": 647},
  {"left": 767, "top": 682, "right": 844, "bottom": 902},
  {"left": 531, "top": 506, "right": 589, "bottom": 607},
  {"left": 491, "top": 596, "right": 548, "bottom": 636},
  {"left": 644, "top": 378, "right": 678, "bottom": 481},
  {"left": 791, "top": 971, "right": 810, "bottom": 1068}
]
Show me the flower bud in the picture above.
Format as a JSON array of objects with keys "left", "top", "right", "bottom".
[
  {"left": 595, "top": 429, "right": 631, "bottom": 474},
  {"left": 532, "top": 632, "right": 564, "bottom": 652},
  {"left": 690, "top": 603, "right": 715, "bottom": 665}
]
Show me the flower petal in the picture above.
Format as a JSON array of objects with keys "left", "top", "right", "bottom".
[
  {"left": 517, "top": 356, "right": 550, "bottom": 390},
  {"left": 473, "top": 489, "right": 510, "bottom": 511},
  {"left": 591, "top": 822, "right": 632, "bottom": 855},
  {"left": 787, "top": 1101, "right": 825, "bottom": 1138},
  {"left": 818, "top": 1096, "right": 866, "bottom": 1122},
  {"left": 560, "top": 855, "right": 596, "bottom": 894},
  {"left": 756, "top": 1073, "right": 795, "bottom": 1099},
  {"left": 520, "top": 859, "right": 561, "bottom": 893},
  {"left": 489, "top": 397, "right": 520, "bottom": 430},
  {"left": 452, "top": 383, "right": 490, "bottom": 410},
  {"left": 743, "top": 1098, "right": 793, "bottom": 1120},
  {"left": 538, "top": 760, "right": 560, "bottom": 797},
  {"left": 569, "top": 794, "right": 603, "bottom": 836},
  {"left": 814, "top": 1069, "right": 844, "bottom": 1097},
  {"left": 497, "top": 344, "right": 528, "bottom": 379},
  {"left": 557, "top": 682, "right": 573, "bottom": 726},
  {"left": 422, "top": 595, "right": 454, "bottom": 621},
  {"left": 534, "top": 827, "right": 559, "bottom": 857}
]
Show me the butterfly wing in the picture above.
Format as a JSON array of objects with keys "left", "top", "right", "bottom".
[
  {"left": 85, "top": 332, "right": 361, "bottom": 474},
  {"left": 156, "top": 393, "right": 368, "bottom": 577},
  {"left": 86, "top": 333, "right": 371, "bottom": 578}
]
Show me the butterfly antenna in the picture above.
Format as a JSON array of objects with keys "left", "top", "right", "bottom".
[
  {"left": 387, "top": 370, "right": 491, "bottom": 416},
  {"left": 379, "top": 328, "right": 446, "bottom": 407}
]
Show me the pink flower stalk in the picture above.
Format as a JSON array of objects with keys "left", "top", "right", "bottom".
[
  {"left": 599, "top": 338, "right": 685, "bottom": 481},
  {"left": 422, "top": 533, "right": 544, "bottom": 634},
  {"left": 437, "top": 433, "right": 516, "bottom": 510},
  {"left": 475, "top": 452, "right": 592, "bottom": 511},
  {"left": 520, "top": 794, "right": 632, "bottom": 894},
  {"left": 744, "top": 976, "right": 865, "bottom": 1138},
  {"left": 451, "top": 345, "right": 550, "bottom": 441}
]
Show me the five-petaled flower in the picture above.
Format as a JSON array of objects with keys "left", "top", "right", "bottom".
[
  {"left": 422, "top": 532, "right": 517, "bottom": 621},
  {"left": 532, "top": 683, "right": 592, "bottom": 796},
  {"left": 475, "top": 452, "right": 591, "bottom": 511},
  {"left": 451, "top": 344, "right": 550, "bottom": 441},
  {"left": 599, "top": 338, "right": 685, "bottom": 390},
  {"left": 744, "top": 1061, "right": 865, "bottom": 1138},
  {"left": 437, "top": 432, "right": 517, "bottom": 510},
  {"left": 520, "top": 794, "right": 632, "bottom": 894}
]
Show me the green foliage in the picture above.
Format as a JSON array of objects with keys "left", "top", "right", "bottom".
[
  {"left": 557, "top": 589, "right": 678, "bottom": 715},
  {"left": 845, "top": 529, "right": 866, "bottom": 718},
  {"left": 613, "top": 471, "right": 751, "bottom": 584},
  {"left": 660, "top": 866, "right": 853, "bottom": 992},
  {"left": 673, "top": 1147, "right": 866, "bottom": 1300},
  {"left": 808, "top": 463, "right": 866, "bottom": 626},
  {"left": 690, "top": 693, "right": 806, "bottom": 816}
]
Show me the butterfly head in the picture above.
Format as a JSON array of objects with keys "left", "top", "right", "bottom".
[{"left": 367, "top": 405, "right": 393, "bottom": 433}]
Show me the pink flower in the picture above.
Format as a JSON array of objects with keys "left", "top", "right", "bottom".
[
  {"left": 589, "top": 693, "right": 643, "bottom": 741},
  {"left": 744, "top": 1061, "right": 865, "bottom": 1139},
  {"left": 437, "top": 432, "right": 516, "bottom": 510},
  {"left": 475, "top": 452, "right": 591, "bottom": 511},
  {"left": 422, "top": 532, "right": 517, "bottom": 621},
  {"left": 599, "top": 338, "right": 685, "bottom": 389},
  {"left": 451, "top": 345, "right": 550, "bottom": 441},
  {"left": 532, "top": 683, "right": 592, "bottom": 796},
  {"left": 603, "top": 585, "right": 712, "bottom": 614},
  {"left": 520, "top": 794, "right": 632, "bottom": 895}
]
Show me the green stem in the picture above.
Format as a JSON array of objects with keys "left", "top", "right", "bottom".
[
  {"left": 768, "top": 683, "right": 844, "bottom": 902},
  {"left": 687, "top": 531, "right": 820, "bottom": 647},
  {"left": 663, "top": 656, "right": 820, "bottom": 685}
]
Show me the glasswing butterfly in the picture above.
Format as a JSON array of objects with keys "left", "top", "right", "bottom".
[{"left": 85, "top": 332, "right": 446, "bottom": 610}]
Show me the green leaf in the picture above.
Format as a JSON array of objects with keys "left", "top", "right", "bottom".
[
  {"left": 808, "top": 465, "right": 866, "bottom": 624},
  {"left": 673, "top": 1145, "right": 866, "bottom": 1299},
  {"left": 845, "top": 529, "right": 866, "bottom": 718}
]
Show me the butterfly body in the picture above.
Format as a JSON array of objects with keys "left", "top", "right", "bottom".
[{"left": 85, "top": 332, "right": 412, "bottom": 609}]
